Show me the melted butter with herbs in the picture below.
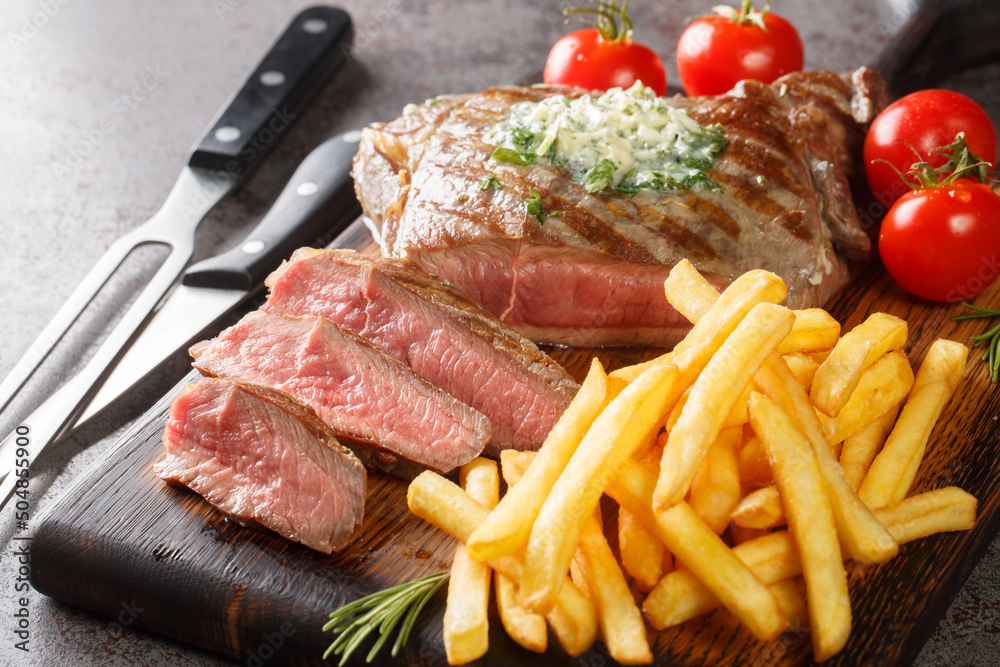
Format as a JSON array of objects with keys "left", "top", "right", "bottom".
[{"left": 488, "top": 82, "right": 727, "bottom": 196}]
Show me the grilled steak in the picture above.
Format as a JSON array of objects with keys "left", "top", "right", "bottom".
[
  {"left": 354, "top": 68, "right": 888, "bottom": 347},
  {"left": 190, "top": 310, "right": 489, "bottom": 473},
  {"left": 156, "top": 378, "right": 366, "bottom": 554},
  {"left": 263, "top": 248, "right": 579, "bottom": 455}
]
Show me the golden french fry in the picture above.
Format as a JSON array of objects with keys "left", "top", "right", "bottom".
[
  {"left": 407, "top": 472, "right": 598, "bottom": 657},
  {"left": 816, "top": 349, "right": 914, "bottom": 445},
  {"left": 811, "top": 312, "right": 908, "bottom": 417},
  {"left": 444, "top": 459, "right": 498, "bottom": 665},
  {"left": 777, "top": 308, "right": 841, "bottom": 355},
  {"left": 663, "top": 258, "right": 720, "bottom": 322},
  {"left": 783, "top": 351, "right": 820, "bottom": 392},
  {"left": 753, "top": 353, "right": 898, "bottom": 564},
  {"left": 640, "top": 483, "right": 975, "bottom": 627},
  {"left": 577, "top": 517, "right": 653, "bottom": 665},
  {"left": 522, "top": 363, "right": 680, "bottom": 614},
  {"left": 858, "top": 339, "right": 968, "bottom": 509},
  {"left": 611, "top": 267, "right": 786, "bottom": 383},
  {"left": 840, "top": 406, "right": 898, "bottom": 491},
  {"left": 688, "top": 427, "right": 742, "bottom": 534},
  {"left": 619, "top": 507, "right": 669, "bottom": 592},
  {"left": 769, "top": 579, "right": 810, "bottom": 633},
  {"left": 750, "top": 391, "right": 850, "bottom": 661},
  {"left": 499, "top": 449, "right": 536, "bottom": 485},
  {"left": 877, "top": 486, "right": 977, "bottom": 543},
  {"left": 495, "top": 574, "right": 547, "bottom": 654},
  {"left": 655, "top": 303, "right": 794, "bottom": 509},
  {"left": 730, "top": 485, "right": 785, "bottom": 530},
  {"left": 666, "top": 386, "right": 750, "bottom": 432},
  {"left": 655, "top": 501, "right": 787, "bottom": 642},
  {"left": 467, "top": 358, "right": 610, "bottom": 562}
]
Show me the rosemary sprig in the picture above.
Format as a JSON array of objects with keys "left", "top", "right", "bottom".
[
  {"left": 322, "top": 571, "right": 449, "bottom": 665},
  {"left": 951, "top": 302, "right": 1000, "bottom": 382}
]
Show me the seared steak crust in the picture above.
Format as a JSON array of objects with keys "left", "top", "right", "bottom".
[{"left": 354, "top": 68, "right": 887, "bottom": 347}]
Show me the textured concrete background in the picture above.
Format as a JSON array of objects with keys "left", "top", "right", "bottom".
[{"left": 0, "top": 0, "right": 998, "bottom": 665}]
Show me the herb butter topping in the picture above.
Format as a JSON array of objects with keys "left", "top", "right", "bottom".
[{"left": 488, "top": 82, "right": 727, "bottom": 196}]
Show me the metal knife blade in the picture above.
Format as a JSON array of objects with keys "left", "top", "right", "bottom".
[{"left": 74, "top": 130, "right": 364, "bottom": 429}]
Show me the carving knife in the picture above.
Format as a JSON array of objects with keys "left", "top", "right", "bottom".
[
  {"left": 0, "top": 6, "right": 353, "bottom": 507},
  {"left": 73, "top": 129, "right": 363, "bottom": 430}
]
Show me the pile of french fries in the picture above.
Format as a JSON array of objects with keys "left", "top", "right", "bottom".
[{"left": 406, "top": 259, "right": 977, "bottom": 664}]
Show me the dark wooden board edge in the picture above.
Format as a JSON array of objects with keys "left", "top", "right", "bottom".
[{"left": 28, "top": 218, "right": 1000, "bottom": 666}]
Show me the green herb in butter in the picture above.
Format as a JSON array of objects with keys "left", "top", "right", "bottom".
[{"left": 489, "top": 82, "right": 726, "bottom": 196}]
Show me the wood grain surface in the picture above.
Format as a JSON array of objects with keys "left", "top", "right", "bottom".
[{"left": 28, "top": 215, "right": 1000, "bottom": 666}]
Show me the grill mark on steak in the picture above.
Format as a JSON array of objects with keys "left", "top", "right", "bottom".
[
  {"left": 156, "top": 378, "right": 366, "bottom": 554},
  {"left": 190, "top": 310, "right": 489, "bottom": 474},
  {"left": 263, "top": 248, "right": 578, "bottom": 455},
  {"left": 355, "top": 68, "right": 886, "bottom": 347}
]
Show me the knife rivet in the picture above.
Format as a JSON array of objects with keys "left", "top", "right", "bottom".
[
  {"left": 296, "top": 182, "right": 319, "bottom": 196},
  {"left": 242, "top": 240, "right": 266, "bottom": 255},
  {"left": 260, "top": 71, "right": 285, "bottom": 87},
  {"left": 214, "top": 126, "right": 241, "bottom": 143},
  {"left": 302, "top": 18, "right": 328, "bottom": 34}
]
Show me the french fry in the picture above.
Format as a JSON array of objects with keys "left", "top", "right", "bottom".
[
  {"left": 655, "top": 501, "right": 788, "bottom": 642},
  {"left": 840, "top": 406, "right": 898, "bottom": 491},
  {"left": 467, "top": 358, "right": 611, "bottom": 562},
  {"left": 611, "top": 267, "right": 786, "bottom": 383},
  {"left": 688, "top": 426, "right": 742, "bottom": 534},
  {"left": 522, "top": 363, "right": 680, "bottom": 614},
  {"left": 407, "top": 472, "right": 598, "bottom": 657},
  {"left": 577, "top": 516, "right": 654, "bottom": 665},
  {"left": 777, "top": 308, "right": 841, "bottom": 355},
  {"left": 753, "top": 353, "right": 898, "bottom": 564},
  {"left": 655, "top": 302, "right": 794, "bottom": 509},
  {"left": 444, "top": 459, "right": 498, "bottom": 665},
  {"left": 642, "top": 484, "right": 976, "bottom": 627},
  {"left": 495, "top": 574, "right": 547, "bottom": 653},
  {"left": 769, "top": 579, "right": 810, "bottom": 633},
  {"left": 783, "top": 351, "right": 820, "bottom": 392},
  {"left": 858, "top": 339, "right": 968, "bottom": 508},
  {"left": 493, "top": 451, "right": 548, "bottom": 654},
  {"left": 811, "top": 312, "right": 908, "bottom": 417},
  {"left": 730, "top": 485, "right": 785, "bottom": 530},
  {"left": 667, "top": 386, "right": 751, "bottom": 432},
  {"left": 619, "top": 507, "right": 669, "bottom": 592},
  {"left": 664, "top": 258, "right": 722, "bottom": 322},
  {"left": 816, "top": 349, "right": 914, "bottom": 445},
  {"left": 877, "top": 486, "right": 977, "bottom": 543},
  {"left": 750, "top": 392, "right": 851, "bottom": 661}
]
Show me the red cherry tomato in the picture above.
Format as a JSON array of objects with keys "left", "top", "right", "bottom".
[
  {"left": 676, "top": 3, "right": 803, "bottom": 97},
  {"left": 879, "top": 181, "right": 1000, "bottom": 302},
  {"left": 864, "top": 90, "right": 998, "bottom": 207},
  {"left": 544, "top": 28, "right": 667, "bottom": 96}
]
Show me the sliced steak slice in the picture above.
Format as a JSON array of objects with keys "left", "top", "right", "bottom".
[
  {"left": 263, "top": 247, "right": 579, "bottom": 455},
  {"left": 156, "top": 378, "right": 366, "bottom": 554},
  {"left": 354, "top": 68, "right": 888, "bottom": 347},
  {"left": 190, "top": 310, "right": 489, "bottom": 473}
]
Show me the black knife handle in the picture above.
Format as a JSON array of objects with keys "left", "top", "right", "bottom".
[
  {"left": 188, "top": 5, "right": 352, "bottom": 177},
  {"left": 873, "top": 0, "right": 1000, "bottom": 98},
  {"left": 182, "top": 130, "right": 363, "bottom": 291}
]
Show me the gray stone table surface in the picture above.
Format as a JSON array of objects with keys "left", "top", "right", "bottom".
[{"left": 0, "top": 0, "right": 998, "bottom": 665}]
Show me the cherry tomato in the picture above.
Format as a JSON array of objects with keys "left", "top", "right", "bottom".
[
  {"left": 544, "top": 28, "right": 666, "bottom": 96},
  {"left": 879, "top": 181, "right": 1000, "bottom": 302},
  {"left": 676, "top": 2, "right": 803, "bottom": 97},
  {"left": 864, "top": 90, "right": 998, "bottom": 207}
]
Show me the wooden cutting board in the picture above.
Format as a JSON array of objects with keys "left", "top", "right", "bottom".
[{"left": 29, "top": 217, "right": 1000, "bottom": 666}]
